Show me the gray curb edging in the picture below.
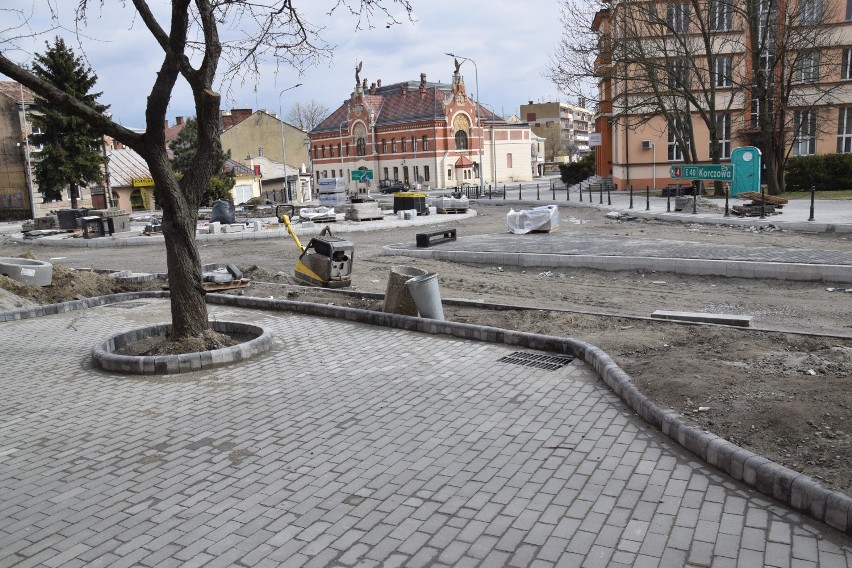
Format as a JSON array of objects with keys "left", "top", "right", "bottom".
[
  {"left": 0, "top": 291, "right": 170, "bottom": 322},
  {"left": 3, "top": 291, "right": 850, "bottom": 536},
  {"left": 91, "top": 320, "right": 273, "bottom": 375}
]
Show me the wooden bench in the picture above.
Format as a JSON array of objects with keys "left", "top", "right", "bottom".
[{"left": 416, "top": 228, "right": 457, "bottom": 248}]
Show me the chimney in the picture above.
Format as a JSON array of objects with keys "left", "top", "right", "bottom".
[
  {"left": 420, "top": 73, "right": 426, "bottom": 85},
  {"left": 362, "top": 78, "right": 368, "bottom": 90},
  {"left": 420, "top": 74, "right": 427, "bottom": 98},
  {"left": 370, "top": 82, "right": 376, "bottom": 95},
  {"left": 164, "top": 119, "right": 169, "bottom": 130},
  {"left": 528, "top": 100, "right": 533, "bottom": 105},
  {"left": 377, "top": 79, "right": 382, "bottom": 88},
  {"left": 176, "top": 116, "right": 184, "bottom": 125},
  {"left": 400, "top": 84, "right": 407, "bottom": 96}
]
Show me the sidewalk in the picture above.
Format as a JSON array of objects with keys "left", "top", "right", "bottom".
[{"left": 1, "top": 297, "right": 851, "bottom": 567}]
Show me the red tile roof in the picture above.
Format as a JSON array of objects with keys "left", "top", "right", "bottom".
[
  {"left": 312, "top": 80, "right": 503, "bottom": 134},
  {"left": 0, "top": 81, "right": 35, "bottom": 104}
]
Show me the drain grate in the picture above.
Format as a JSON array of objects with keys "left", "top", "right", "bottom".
[{"left": 498, "top": 352, "right": 575, "bottom": 371}]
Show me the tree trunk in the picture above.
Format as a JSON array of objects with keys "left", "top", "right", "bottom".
[
  {"left": 70, "top": 181, "right": 79, "bottom": 210},
  {"left": 145, "top": 145, "right": 209, "bottom": 340}
]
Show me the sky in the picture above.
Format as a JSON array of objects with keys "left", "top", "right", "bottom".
[{"left": 0, "top": 1, "right": 569, "bottom": 129}]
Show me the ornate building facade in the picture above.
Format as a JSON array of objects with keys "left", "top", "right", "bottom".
[{"left": 309, "top": 63, "right": 536, "bottom": 193}]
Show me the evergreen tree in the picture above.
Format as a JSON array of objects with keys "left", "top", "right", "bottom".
[
  {"left": 169, "top": 118, "right": 235, "bottom": 206},
  {"left": 30, "top": 37, "right": 107, "bottom": 208}
]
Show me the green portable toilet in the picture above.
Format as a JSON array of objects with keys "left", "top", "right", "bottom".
[{"left": 731, "top": 147, "right": 761, "bottom": 196}]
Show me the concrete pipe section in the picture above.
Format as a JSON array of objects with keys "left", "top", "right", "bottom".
[{"left": 0, "top": 258, "right": 53, "bottom": 286}]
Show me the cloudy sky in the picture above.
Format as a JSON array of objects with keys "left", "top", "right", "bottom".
[{"left": 1, "top": 1, "right": 570, "bottom": 128}]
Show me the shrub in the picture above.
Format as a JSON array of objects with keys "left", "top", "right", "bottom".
[
  {"left": 785, "top": 154, "right": 852, "bottom": 191},
  {"left": 558, "top": 153, "right": 595, "bottom": 186}
]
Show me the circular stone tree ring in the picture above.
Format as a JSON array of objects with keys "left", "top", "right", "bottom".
[{"left": 92, "top": 321, "right": 273, "bottom": 375}]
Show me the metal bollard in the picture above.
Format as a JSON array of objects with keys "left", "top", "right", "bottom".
[
  {"left": 724, "top": 187, "right": 729, "bottom": 217},
  {"left": 519, "top": 183, "right": 522, "bottom": 200},
  {"left": 589, "top": 183, "right": 593, "bottom": 202},
  {"left": 645, "top": 186, "right": 650, "bottom": 211},
  {"left": 489, "top": 184, "right": 492, "bottom": 200},
  {"left": 667, "top": 190, "right": 671, "bottom": 212},
  {"left": 599, "top": 185, "right": 603, "bottom": 204},
  {"left": 607, "top": 185, "right": 611, "bottom": 206},
  {"left": 503, "top": 184, "right": 506, "bottom": 200},
  {"left": 579, "top": 184, "right": 583, "bottom": 202},
  {"left": 629, "top": 186, "right": 634, "bottom": 209},
  {"left": 537, "top": 183, "right": 540, "bottom": 200},
  {"left": 809, "top": 185, "right": 815, "bottom": 221},
  {"left": 759, "top": 184, "right": 766, "bottom": 219}
]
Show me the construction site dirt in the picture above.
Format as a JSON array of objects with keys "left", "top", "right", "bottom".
[{"left": 2, "top": 201, "right": 851, "bottom": 495}]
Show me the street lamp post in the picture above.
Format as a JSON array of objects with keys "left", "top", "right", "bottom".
[
  {"left": 278, "top": 83, "right": 302, "bottom": 201},
  {"left": 446, "top": 52, "right": 484, "bottom": 197},
  {"left": 643, "top": 140, "right": 656, "bottom": 195}
]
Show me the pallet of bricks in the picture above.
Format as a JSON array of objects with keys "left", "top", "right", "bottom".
[
  {"left": 433, "top": 196, "right": 469, "bottom": 214},
  {"left": 731, "top": 192, "right": 788, "bottom": 217}
]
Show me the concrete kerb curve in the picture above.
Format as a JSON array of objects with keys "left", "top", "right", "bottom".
[
  {"left": 2, "top": 290, "right": 850, "bottom": 535},
  {"left": 91, "top": 320, "right": 273, "bottom": 375}
]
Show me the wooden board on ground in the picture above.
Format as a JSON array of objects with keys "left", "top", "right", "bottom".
[
  {"left": 737, "top": 192, "right": 788, "bottom": 205},
  {"left": 436, "top": 208, "right": 468, "bottom": 214},
  {"left": 201, "top": 278, "right": 252, "bottom": 292}
]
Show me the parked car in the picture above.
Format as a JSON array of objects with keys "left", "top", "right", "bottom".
[{"left": 379, "top": 181, "right": 408, "bottom": 194}]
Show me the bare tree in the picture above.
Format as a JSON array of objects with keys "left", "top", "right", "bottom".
[
  {"left": 287, "top": 99, "right": 330, "bottom": 131},
  {"left": 549, "top": 0, "right": 843, "bottom": 195},
  {"left": 543, "top": 127, "right": 565, "bottom": 162},
  {"left": 0, "top": 1, "right": 413, "bottom": 342}
]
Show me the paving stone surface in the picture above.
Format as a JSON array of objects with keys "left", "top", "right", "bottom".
[{"left": 1, "top": 299, "right": 851, "bottom": 567}]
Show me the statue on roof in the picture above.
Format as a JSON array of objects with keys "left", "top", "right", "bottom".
[
  {"left": 355, "top": 61, "right": 362, "bottom": 86},
  {"left": 454, "top": 58, "right": 461, "bottom": 74}
]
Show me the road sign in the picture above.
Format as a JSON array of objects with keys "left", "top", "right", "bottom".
[
  {"left": 669, "top": 164, "right": 733, "bottom": 181},
  {"left": 588, "top": 133, "right": 602, "bottom": 147},
  {"left": 350, "top": 169, "right": 374, "bottom": 181}
]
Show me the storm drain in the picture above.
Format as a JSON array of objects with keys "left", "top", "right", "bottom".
[{"left": 498, "top": 352, "right": 575, "bottom": 371}]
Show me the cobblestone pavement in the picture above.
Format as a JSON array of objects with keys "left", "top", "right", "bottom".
[
  {"left": 390, "top": 232, "right": 852, "bottom": 266},
  {"left": 2, "top": 299, "right": 851, "bottom": 567}
]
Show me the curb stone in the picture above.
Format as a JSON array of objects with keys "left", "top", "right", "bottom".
[{"left": 2, "top": 291, "right": 851, "bottom": 536}]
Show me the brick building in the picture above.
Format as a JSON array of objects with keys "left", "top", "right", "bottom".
[{"left": 309, "top": 63, "right": 536, "bottom": 193}]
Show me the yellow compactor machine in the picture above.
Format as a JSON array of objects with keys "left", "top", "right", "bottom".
[{"left": 281, "top": 215, "right": 354, "bottom": 288}]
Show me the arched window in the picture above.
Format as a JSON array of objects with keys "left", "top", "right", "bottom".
[
  {"left": 356, "top": 137, "right": 366, "bottom": 156},
  {"left": 455, "top": 130, "right": 468, "bottom": 150}
]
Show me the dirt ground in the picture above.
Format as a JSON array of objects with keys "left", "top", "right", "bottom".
[{"left": 1, "top": 201, "right": 851, "bottom": 494}]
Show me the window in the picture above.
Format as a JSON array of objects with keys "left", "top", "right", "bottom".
[
  {"left": 382, "top": 139, "right": 387, "bottom": 153},
  {"left": 345, "top": 143, "right": 350, "bottom": 156},
  {"left": 447, "top": 168, "right": 452, "bottom": 180},
  {"left": 455, "top": 130, "right": 468, "bottom": 150},
  {"left": 838, "top": 108, "right": 852, "bottom": 153},
  {"left": 843, "top": 49, "right": 852, "bottom": 80},
  {"left": 402, "top": 137, "right": 407, "bottom": 152},
  {"left": 507, "top": 153, "right": 513, "bottom": 168},
  {"left": 313, "top": 146, "right": 318, "bottom": 159},
  {"left": 403, "top": 166, "right": 409, "bottom": 183},
  {"left": 321, "top": 146, "right": 326, "bottom": 158},
  {"left": 412, "top": 136, "right": 417, "bottom": 152},
  {"left": 383, "top": 167, "right": 389, "bottom": 180},
  {"left": 356, "top": 137, "right": 366, "bottom": 156},
  {"left": 424, "top": 165, "right": 430, "bottom": 181},
  {"left": 422, "top": 136, "right": 429, "bottom": 151},
  {"left": 710, "top": 0, "right": 733, "bottom": 31},
  {"left": 847, "top": 0, "right": 852, "bottom": 20},
  {"left": 392, "top": 138, "right": 397, "bottom": 152},
  {"left": 796, "top": 51, "right": 820, "bottom": 83},
  {"left": 669, "top": 58, "right": 689, "bottom": 90},
  {"left": 715, "top": 113, "right": 732, "bottom": 158},
  {"left": 413, "top": 166, "right": 419, "bottom": 182},
  {"left": 800, "top": 0, "right": 823, "bottom": 24},
  {"left": 714, "top": 56, "right": 733, "bottom": 87},
  {"left": 393, "top": 166, "right": 399, "bottom": 180},
  {"left": 526, "top": 112, "right": 536, "bottom": 121},
  {"left": 337, "top": 143, "right": 341, "bottom": 157},
  {"left": 793, "top": 110, "right": 816, "bottom": 155},
  {"left": 668, "top": 119, "right": 688, "bottom": 161},
  {"left": 667, "top": 3, "right": 689, "bottom": 33}
]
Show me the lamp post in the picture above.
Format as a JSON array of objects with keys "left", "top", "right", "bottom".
[
  {"left": 446, "top": 52, "right": 484, "bottom": 197},
  {"left": 278, "top": 83, "right": 302, "bottom": 201},
  {"left": 643, "top": 140, "right": 656, "bottom": 195}
]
